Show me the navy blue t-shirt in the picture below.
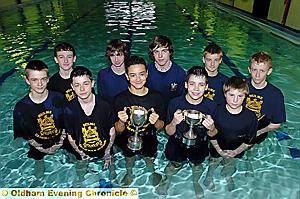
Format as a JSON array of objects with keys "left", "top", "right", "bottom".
[
  {"left": 48, "top": 72, "right": 76, "bottom": 102},
  {"left": 97, "top": 66, "right": 128, "bottom": 102},
  {"left": 167, "top": 95, "right": 217, "bottom": 141},
  {"left": 204, "top": 72, "right": 228, "bottom": 105},
  {"left": 13, "top": 91, "right": 65, "bottom": 148},
  {"left": 64, "top": 96, "right": 113, "bottom": 158},
  {"left": 245, "top": 79, "right": 286, "bottom": 128},
  {"left": 147, "top": 61, "right": 186, "bottom": 105},
  {"left": 212, "top": 104, "right": 258, "bottom": 157}
]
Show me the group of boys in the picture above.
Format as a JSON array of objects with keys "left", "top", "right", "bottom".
[{"left": 13, "top": 35, "right": 285, "bottom": 197}]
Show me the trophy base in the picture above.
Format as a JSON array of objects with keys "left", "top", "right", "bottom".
[
  {"left": 182, "top": 136, "right": 196, "bottom": 148},
  {"left": 127, "top": 136, "right": 142, "bottom": 151}
]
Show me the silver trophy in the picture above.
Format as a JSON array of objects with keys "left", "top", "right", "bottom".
[
  {"left": 127, "top": 106, "right": 148, "bottom": 151},
  {"left": 182, "top": 110, "right": 205, "bottom": 147}
]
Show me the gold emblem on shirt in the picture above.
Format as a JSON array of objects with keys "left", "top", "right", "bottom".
[
  {"left": 204, "top": 88, "right": 215, "bottom": 100},
  {"left": 246, "top": 94, "right": 264, "bottom": 120},
  {"left": 80, "top": 122, "right": 106, "bottom": 152},
  {"left": 36, "top": 111, "right": 60, "bottom": 139},
  {"left": 65, "top": 88, "right": 75, "bottom": 101}
]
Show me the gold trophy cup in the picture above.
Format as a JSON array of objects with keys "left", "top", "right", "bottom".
[
  {"left": 182, "top": 110, "right": 205, "bottom": 147},
  {"left": 127, "top": 106, "right": 148, "bottom": 151}
]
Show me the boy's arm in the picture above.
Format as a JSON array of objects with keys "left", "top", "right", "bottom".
[
  {"left": 257, "top": 123, "right": 281, "bottom": 136},
  {"left": 165, "top": 109, "right": 183, "bottom": 136},
  {"left": 67, "top": 134, "right": 89, "bottom": 159},
  {"left": 224, "top": 143, "right": 252, "bottom": 158},
  {"left": 210, "top": 139, "right": 227, "bottom": 157},
  {"left": 103, "top": 127, "right": 116, "bottom": 170}
]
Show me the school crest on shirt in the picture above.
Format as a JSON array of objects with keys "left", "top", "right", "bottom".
[
  {"left": 204, "top": 87, "right": 215, "bottom": 100},
  {"left": 36, "top": 111, "right": 60, "bottom": 139},
  {"left": 80, "top": 122, "right": 106, "bottom": 152},
  {"left": 245, "top": 94, "right": 265, "bottom": 120},
  {"left": 65, "top": 88, "right": 75, "bottom": 101},
  {"left": 170, "top": 83, "right": 178, "bottom": 91}
]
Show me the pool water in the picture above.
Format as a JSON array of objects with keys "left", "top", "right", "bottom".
[{"left": 0, "top": 0, "right": 300, "bottom": 198}]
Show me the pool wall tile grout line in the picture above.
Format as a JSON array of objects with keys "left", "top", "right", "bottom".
[{"left": 0, "top": 2, "right": 103, "bottom": 87}]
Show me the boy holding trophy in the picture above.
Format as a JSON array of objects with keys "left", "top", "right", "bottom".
[
  {"left": 157, "top": 66, "right": 216, "bottom": 198},
  {"left": 114, "top": 55, "right": 165, "bottom": 186}
]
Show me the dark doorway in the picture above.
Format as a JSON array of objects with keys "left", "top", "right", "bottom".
[{"left": 252, "top": 0, "right": 271, "bottom": 19}]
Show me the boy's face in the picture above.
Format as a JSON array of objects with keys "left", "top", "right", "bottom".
[
  {"left": 71, "top": 75, "right": 94, "bottom": 100},
  {"left": 126, "top": 64, "right": 148, "bottom": 91},
  {"left": 54, "top": 51, "right": 76, "bottom": 71},
  {"left": 248, "top": 61, "right": 272, "bottom": 86},
  {"left": 202, "top": 52, "right": 222, "bottom": 75},
  {"left": 152, "top": 46, "right": 171, "bottom": 67},
  {"left": 25, "top": 69, "right": 49, "bottom": 95},
  {"left": 109, "top": 51, "right": 125, "bottom": 68},
  {"left": 185, "top": 75, "right": 208, "bottom": 101},
  {"left": 225, "top": 88, "right": 246, "bottom": 111}
]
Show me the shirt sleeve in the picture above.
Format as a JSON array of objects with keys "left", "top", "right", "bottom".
[
  {"left": 271, "top": 91, "right": 286, "bottom": 124},
  {"left": 13, "top": 105, "right": 29, "bottom": 140}
]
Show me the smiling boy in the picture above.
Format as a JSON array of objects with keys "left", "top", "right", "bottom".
[
  {"left": 114, "top": 55, "right": 165, "bottom": 186},
  {"left": 157, "top": 66, "right": 216, "bottom": 198},
  {"left": 48, "top": 42, "right": 77, "bottom": 102}
]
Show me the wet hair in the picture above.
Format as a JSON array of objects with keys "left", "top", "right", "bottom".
[
  {"left": 54, "top": 42, "right": 76, "bottom": 57},
  {"left": 70, "top": 66, "right": 93, "bottom": 82},
  {"left": 223, "top": 76, "right": 249, "bottom": 95},
  {"left": 125, "top": 55, "right": 147, "bottom": 74},
  {"left": 203, "top": 43, "right": 223, "bottom": 57},
  {"left": 25, "top": 60, "right": 48, "bottom": 77},
  {"left": 249, "top": 51, "right": 272, "bottom": 68},
  {"left": 185, "top": 66, "right": 208, "bottom": 83},
  {"left": 105, "top": 39, "right": 129, "bottom": 59},
  {"left": 149, "top": 35, "right": 174, "bottom": 60}
]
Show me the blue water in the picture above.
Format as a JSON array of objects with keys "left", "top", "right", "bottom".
[{"left": 0, "top": 0, "right": 300, "bottom": 198}]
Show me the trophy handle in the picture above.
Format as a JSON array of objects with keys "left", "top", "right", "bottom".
[{"left": 182, "top": 110, "right": 206, "bottom": 122}]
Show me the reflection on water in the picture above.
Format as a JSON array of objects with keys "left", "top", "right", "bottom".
[{"left": 104, "top": 0, "right": 156, "bottom": 44}]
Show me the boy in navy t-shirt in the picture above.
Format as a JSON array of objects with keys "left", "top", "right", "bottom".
[
  {"left": 13, "top": 60, "right": 66, "bottom": 178},
  {"left": 114, "top": 55, "right": 165, "bottom": 186},
  {"left": 203, "top": 43, "right": 228, "bottom": 105},
  {"left": 147, "top": 35, "right": 186, "bottom": 105},
  {"left": 97, "top": 39, "right": 129, "bottom": 102},
  {"left": 157, "top": 66, "right": 216, "bottom": 198},
  {"left": 204, "top": 76, "right": 257, "bottom": 191},
  {"left": 64, "top": 66, "right": 115, "bottom": 186},
  {"left": 48, "top": 42, "right": 77, "bottom": 102},
  {"left": 245, "top": 52, "right": 286, "bottom": 144}
]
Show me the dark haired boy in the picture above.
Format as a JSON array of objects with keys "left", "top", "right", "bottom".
[
  {"left": 204, "top": 76, "right": 258, "bottom": 191},
  {"left": 156, "top": 66, "right": 216, "bottom": 198},
  {"left": 63, "top": 66, "right": 115, "bottom": 185},
  {"left": 114, "top": 55, "right": 165, "bottom": 186},
  {"left": 147, "top": 35, "right": 186, "bottom": 105},
  {"left": 48, "top": 42, "right": 77, "bottom": 102},
  {"left": 97, "top": 39, "right": 129, "bottom": 102},
  {"left": 13, "top": 60, "right": 66, "bottom": 178},
  {"left": 246, "top": 52, "right": 286, "bottom": 144},
  {"left": 203, "top": 43, "right": 229, "bottom": 105}
]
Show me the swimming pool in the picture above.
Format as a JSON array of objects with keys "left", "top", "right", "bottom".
[{"left": 0, "top": 0, "right": 299, "bottom": 198}]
